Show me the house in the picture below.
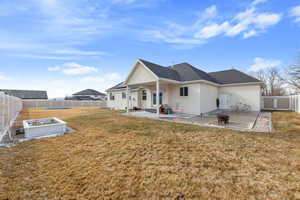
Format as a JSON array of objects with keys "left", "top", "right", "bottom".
[
  {"left": 0, "top": 89, "right": 48, "bottom": 100},
  {"left": 106, "top": 59, "right": 263, "bottom": 115},
  {"left": 69, "top": 89, "right": 106, "bottom": 101}
]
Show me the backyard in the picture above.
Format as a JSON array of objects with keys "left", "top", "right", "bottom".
[{"left": 0, "top": 108, "right": 300, "bottom": 199}]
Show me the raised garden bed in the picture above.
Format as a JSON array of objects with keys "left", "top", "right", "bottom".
[{"left": 23, "top": 117, "right": 67, "bottom": 139}]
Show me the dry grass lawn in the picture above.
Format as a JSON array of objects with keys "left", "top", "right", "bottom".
[{"left": 0, "top": 108, "right": 300, "bottom": 200}]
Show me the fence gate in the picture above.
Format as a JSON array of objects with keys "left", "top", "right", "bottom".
[{"left": 262, "top": 96, "right": 298, "bottom": 111}]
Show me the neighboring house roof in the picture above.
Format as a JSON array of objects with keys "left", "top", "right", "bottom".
[
  {"left": 138, "top": 59, "right": 261, "bottom": 85},
  {"left": 67, "top": 96, "right": 101, "bottom": 101},
  {"left": 0, "top": 89, "right": 48, "bottom": 99},
  {"left": 73, "top": 89, "right": 106, "bottom": 96}
]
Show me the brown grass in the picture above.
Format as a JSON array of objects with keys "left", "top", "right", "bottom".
[
  {"left": 0, "top": 108, "right": 300, "bottom": 200},
  {"left": 272, "top": 111, "right": 300, "bottom": 134}
]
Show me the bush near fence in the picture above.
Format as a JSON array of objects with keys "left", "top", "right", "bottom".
[
  {"left": 22, "top": 100, "right": 106, "bottom": 109},
  {"left": 0, "top": 92, "right": 23, "bottom": 141}
]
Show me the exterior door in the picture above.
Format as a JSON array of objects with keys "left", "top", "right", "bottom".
[{"left": 219, "top": 94, "right": 231, "bottom": 109}]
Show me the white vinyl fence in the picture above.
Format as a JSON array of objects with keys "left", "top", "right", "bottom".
[
  {"left": 23, "top": 100, "right": 106, "bottom": 109},
  {"left": 0, "top": 92, "right": 23, "bottom": 141},
  {"left": 261, "top": 95, "right": 300, "bottom": 113}
]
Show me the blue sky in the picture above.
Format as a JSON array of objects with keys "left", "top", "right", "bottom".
[{"left": 0, "top": 0, "right": 299, "bottom": 98}]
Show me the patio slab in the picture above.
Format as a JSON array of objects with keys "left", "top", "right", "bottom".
[{"left": 124, "top": 111, "right": 271, "bottom": 132}]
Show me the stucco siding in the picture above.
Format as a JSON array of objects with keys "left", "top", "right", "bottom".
[
  {"left": 219, "top": 85, "right": 261, "bottom": 111},
  {"left": 140, "top": 88, "right": 152, "bottom": 109},
  {"left": 199, "top": 83, "right": 218, "bottom": 113},
  {"left": 107, "top": 90, "right": 139, "bottom": 110},
  {"left": 127, "top": 63, "right": 157, "bottom": 85},
  {"left": 169, "top": 83, "right": 201, "bottom": 115}
]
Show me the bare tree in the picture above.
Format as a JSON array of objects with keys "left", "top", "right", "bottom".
[
  {"left": 268, "top": 67, "right": 285, "bottom": 96},
  {"left": 285, "top": 56, "right": 300, "bottom": 92},
  {"left": 254, "top": 70, "right": 268, "bottom": 96},
  {"left": 254, "top": 67, "right": 285, "bottom": 96}
]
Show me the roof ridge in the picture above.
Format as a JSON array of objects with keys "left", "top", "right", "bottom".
[
  {"left": 138, "top": 58, "right": 166, "bottom": 68},
  {"left": 209, "top": 69, "right": 237, "bottom": 73}
]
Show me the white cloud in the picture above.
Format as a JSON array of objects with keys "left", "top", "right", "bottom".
[
  {"left": 251, "top": 0, "right": 267, "bottom": 6},
  {"left": 0, "top": 0, "right": 31, "bottom": 16},
  {"left": 48, "top": 62, "right": 98, "bottom": 75},
  {"left": 142, "top": 5, "right": 218, "bottom": 46},
  {"left": 202, "top": 5, "right": 217, "bottom": 20},
  {"left": 200, "top": 1, "right": 281, "bottom": 38},
  {"left": 253, "top": 13, "right": 282, "bottom": 28},
  {"left": 227, "top": 8, "right": 281, "bottom": 37},
  {"left": 0, "top": 73, "right": 12, "bottom": 81},
  {"left": 13, "top": 54, "right": 76, "bottom": 60},
  {"left": 48, "top": 66, "right": 60, "bottom": 71},
  {"left": 0, "top": 0, "right": 130, "bottom": 56},
  {"left": 143, "top": 0, "right": 281, "bottom": 46},
  {"left": 290, "top": 5, "right": 300, "bottom": 22},
  {"left": 248, "top": 57, "right": 281, "bottom": 72},
  {"left": 195, "top": 22, "right": 230, "bottom": 39},
  {"left": 53, "top": 49, "right": 108, "bottom": 56},
  {"left": 243, "top": 30, "right": 257, "bottom": 38},
  {"left": 80, "top": 73, "right": 121, "bottom": 83},
  {"left": 143, "top": 30, "right": 205, "bottom": 45}
]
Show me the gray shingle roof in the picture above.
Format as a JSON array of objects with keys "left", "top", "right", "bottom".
[
  {"left": 0, "top": 89, "right": 48, "bottom": 99},
  {"left": 208, "top": 69, "right": 261, "bottom": 84},
  {"left": 107, "top": 59, "right": 262, "bottom": 91},
  {"left": 170, "top": 63, "right": 220, "bottom": 83},
  {"left": 139, "top": 59, "right": 261, "bottom": 85},
  {"left": 106, "top": 82, "right": 141, "bottom": 91},
  {"left": 139, "top": 59, "right": 181, "bottom": 81},
  {"left": 73, "top": 89, "right": 105, "bottom": 96}
]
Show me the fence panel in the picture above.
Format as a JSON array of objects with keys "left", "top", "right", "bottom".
[
  {"left": 23, "top": 100, "right": 106, "bottom": 109},
  {"left": 0, "top": 92, "right": 23, "bottom": 142},
  {"left": 262, "top": 95, "right": 300, "bottom": 112}
]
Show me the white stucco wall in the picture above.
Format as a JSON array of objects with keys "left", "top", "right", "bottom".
[
  {"left": 168, "top": 83, "right": 201, "bottom": 115},
  {"left": 199, "top": 83, "right": 219, "bottom": 113},
  {"left": 140, "top": 88, "right": 152, "bottom": 109},
  {"left": 168, "top": 83, "right": 218, "bottom": 114},
  {"left": 107, "top": 90, "right": 139, "bottom": 110},
  {"left": 219, "top": 84, "right": 261, "bottom": 111},
  {"left": 107, "top": 83, "right": 261, "bottom": 113},
  {"left": 127, "top": 63, "right": 157, "bottom": 85}
]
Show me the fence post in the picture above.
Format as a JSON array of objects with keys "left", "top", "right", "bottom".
[{"left": 7, "top": 96, "right": 12, "bottom": 140}]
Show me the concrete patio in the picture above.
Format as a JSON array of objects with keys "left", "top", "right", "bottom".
[{"left": 124, "top": 110, "right": 271, "bottom": 132}]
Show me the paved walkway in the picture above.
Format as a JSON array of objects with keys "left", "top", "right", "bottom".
[{"left": 252, "top": 112, "right": 272, "bottom": 132}]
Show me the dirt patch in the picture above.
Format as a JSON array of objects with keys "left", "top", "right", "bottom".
[{"left": 0, "top": 108, "right": 300, "bottom": 199}]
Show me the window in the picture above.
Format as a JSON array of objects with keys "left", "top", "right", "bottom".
[
  {"left": 109, "top": 93, "right": 115, "bottom": 100},
  {"left": 142, "top": 90, "right": 147, "bottom": 100},
  {"left": 184, "top": 87, "right": 188, "bottom": 96},
  {"left": 153, "top": 92, "right": 162, "bottom": 105},
  {"left": 180, "top": 87, "right": 188, "bottom": 96},
  {"left": 122, "top": 92, "right": 126, "bottom": 99},
  {"left": 180, "top": 87, "right": 184, "bottom": 96}
]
